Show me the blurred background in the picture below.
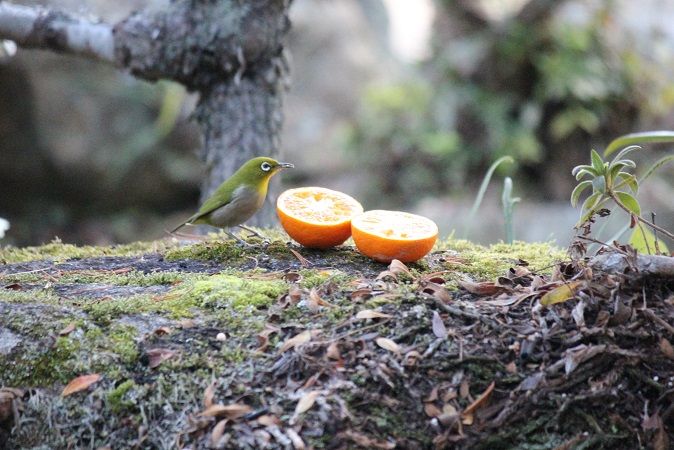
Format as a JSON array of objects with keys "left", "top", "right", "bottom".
[{"left": 1, "top": 0, "right": 673, "bottom": 247}]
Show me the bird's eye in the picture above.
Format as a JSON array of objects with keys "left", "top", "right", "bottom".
[{"left": 260, "top": 162, "right": 272, "bottom": 172}]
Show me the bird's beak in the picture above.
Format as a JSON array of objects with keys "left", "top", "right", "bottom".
[{"left": 278, "top": 162, "right": 294, "bottom": 169}]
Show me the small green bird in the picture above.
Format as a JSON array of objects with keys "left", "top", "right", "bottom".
[{"left": 171, "top": 156, "right": 294, "bottom": 242}]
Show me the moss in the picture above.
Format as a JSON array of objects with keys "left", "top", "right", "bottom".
[
  {"left": 108, "top": 325, "right": 140, "bottom": 365},
  {"left": 106, "top": 379, "right": 136, "bottom": 414},
  {"left": 0, "top": 237, "right": 170, "bottom": 264},
  {"left": 164, "top": 239, "right": 245, "bottom": 262},
  {"left": 437, "top": 239, "right": 566, "bottom": 280},
  {"left": 174, "top": 274, "right": 287, "bottom": 312}
]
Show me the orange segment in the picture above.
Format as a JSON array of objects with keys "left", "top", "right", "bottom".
[
  {"left": 277, "top": 187, "right": 364, "bottom": 248},
  {"left": 351, "top": 210, "right": 438, "bottom": 263}
]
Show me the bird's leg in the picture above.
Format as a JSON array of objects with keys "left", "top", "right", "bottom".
[
  {"left": 238, "top": 225, "right": 266, "bottom": 240},
  {"left": 225, "top": 230, "right": 254, "bottom": 247}
]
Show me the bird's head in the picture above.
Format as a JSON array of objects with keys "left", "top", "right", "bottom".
[{"left": 238, "top": 156, "right": 294, "bottom": 183}]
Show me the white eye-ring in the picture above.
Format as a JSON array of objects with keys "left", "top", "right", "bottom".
[{"left": 261, "top": 162, "right": 272, "bottom": 172}]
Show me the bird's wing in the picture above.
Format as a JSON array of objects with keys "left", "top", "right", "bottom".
[{"left": 171, "top": 179, "right": 239, "bottom": 232}]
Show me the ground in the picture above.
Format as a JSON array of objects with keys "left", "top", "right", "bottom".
[{"left": 0, "top": 232, "right": 672, "bottom": 449}]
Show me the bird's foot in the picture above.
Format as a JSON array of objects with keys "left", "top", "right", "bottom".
[{"left": 238, "top": 225, "right": 266, "bottom": 240}]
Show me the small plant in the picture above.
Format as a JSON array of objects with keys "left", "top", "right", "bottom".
[
  {"left": 571, "top": 131, "right": 674, "bottom": 244},
  {"left": 501, "top": 177, "right": 520, "bottom": 244}
]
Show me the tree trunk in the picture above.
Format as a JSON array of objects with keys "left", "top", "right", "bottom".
[
  {"left": 0, "top": 0, "right": 293, "bottom": 226},
  {"left": 196, "top": 63, "right": 288, "bottom": 226}
]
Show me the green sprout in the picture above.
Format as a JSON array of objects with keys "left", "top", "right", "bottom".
[{"left": 571, "top": 132, "right": 674, "bottom": 242}]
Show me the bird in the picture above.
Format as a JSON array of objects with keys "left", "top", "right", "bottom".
[{"left": 171, "top": 156, "right": 294, "bottom": 242}]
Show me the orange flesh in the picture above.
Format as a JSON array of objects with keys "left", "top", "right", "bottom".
[{"left": 276, "top": 187, "right": 363, "bottom": 248}]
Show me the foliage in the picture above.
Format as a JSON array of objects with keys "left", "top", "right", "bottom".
[
  {"left": 344, "top": 2, "right": 674, "bottom": 203},
  {"left": 571, "top": 131, "right": 674, "bottom": 245}
]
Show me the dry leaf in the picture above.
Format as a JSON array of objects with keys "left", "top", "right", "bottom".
[
  {"left": 204, "top": 382, "right": 216, "bottom": 408},
  {"left": 256, "top": 323, "right": 281, "bottom": 353},
  {"left": 420, "top": 281, "right": 452, "bottom": 303},
  {"left": 326, "top": 341, "right": 341, "bottom": 360},
  {"left": 375, "top": 337, "right": 401, "bottom": 353},
  {"left": 424, "top": 402, "right": 442, "bottom": 417},
  {"left": 58, "top": 323, "right": 76, "bottom": 336},
  {"left": 289, "top": 248, "right": 312, "bottom": 267},
  {"left": 458, "top": 280, "right": 509, "bottom": 296},
  {"left": 309, "top": 288, "right": 335, "bottom": 308},
  {"left": 210, "top": 419, "right": 228, "bottom": 447},
  {"left": 201, "top": 403, "right": 252, "bottom": 419},
  {"left": 178, "top": 319, "right": 196, "bottom": 329},
  {"left": 339, "top": 430, "right": 396, "bottom": 449},
  {"left": 540, "top": 281, "right": 584, "bottom": 306},
  {"left": 153, "top": 326, "right": 172, "bottom": 336},
  {"left": 403, "top": 350, "right": 421, "bottom": 367},
  {"left": 388, "top": 259, "right": 412, "bottom": 277},
  {"left": 462, "top": 381, "right": 495, "bottom": 417},
  {"left": 295, "top": 391, "right": 320, "bottom": 415},
  {"left": 659, "top": 338, "right": 674, "bottom": 360},
  {"left": 279, "top": 330, "right": 317, "bottom": 353},
  {"left": 356, "top": 309, "right": 392, "bottom": 320},
  {"left": 61, "top": 374, "right": 101, "bottom": 397},
  {"left": 146, "top": 348, "right": 176, "bottom": 369},
  {"left": 432, "top": 311, "right": 448, "bottom": 339},
  {"left": 285, "top": 428, "right": 305, "bottom": 450},
  {"left": 350, "top": 288, "right": 373, "bottom": 301}
]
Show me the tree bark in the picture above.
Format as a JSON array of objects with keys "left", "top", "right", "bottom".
[{"left": 0, "top": 0, "right": 292, "bottom": 226}]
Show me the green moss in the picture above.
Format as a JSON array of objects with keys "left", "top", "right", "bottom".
[
  {"left": 164, "top": 239, "right": 245, "bottom": 261},
  {"left": 0, "top": 237, "right": 170, "bottom": 264},
  {"left": 177, "top": 274, "right": 286, "bottom": 311},
  {"left": 108, "top": 325, "right": 139, "bottom": 365},
  {"left": 106, "top": 379, "right": 136, "bottom": 414},
  {"left": 437, "top": 239, "right": 566, "bottom": 280}
]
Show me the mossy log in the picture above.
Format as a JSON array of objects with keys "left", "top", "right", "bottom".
[{"left": 0, "top": 234, "right": 672, "bottom": 449}]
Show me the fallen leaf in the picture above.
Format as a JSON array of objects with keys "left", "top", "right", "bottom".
[
  {"left": 210, "top": 419, "right": 228, "bottom": 447},
  {"left": 309, "top": 288, "right": 335, "bottom": 308},
  {"left": 375, "top": 337, "right": 401, "bottom": 353},
  {"left": 659, "top": 338, "right": 674, "bottom": 360},
  {"left": 403, "top": 350, "right": 421, "bottom": 367},
  {"left": 424, "top": 402, "right": 442, "bottom": 417},
  {"left": 326, "top": 341, "right": 341, "bottom": 360},
  {"left": 257, "top": 415, "right": 280, "bottom": 426},
  {"left": 204, "top": 382, "right": 216, "bottom": 408},
  {"left": 338, "top": 430, "right": 396, "bottom": 449},
  {"left": 62, "top": 374, "right": 101, "bottom": 397},
  {"left": 178, "top": 319, "right": 196, "bottom": 329},
  {"left": 153, "top": 326, "right": 172, "bottom": 336},
  {"left": 458, "top": 280, "right": 509, "bottom": 296},
  {"left": 283, "top": 271, "right": 302, "bottom": 283},
  {"left": 431, "top": 311, "right": 448, "bottom": 339},
  {"left": 285, "top": 427, "right": 305, "bottom": 450},
  {"left": 3, "top": 283, "right": 23, "bottom": 291},
  {"left": 279, "top": 330, "right": 316, "bottom": 353},
  {"left": 539, "top": 281, "right": 584, "bottom": 306},
  {"left": 295, "top": 391, "right": 321, "bottom": 415},
  {"left": 256, "top": 324, "right": 280, "bottom": 353},
  {"left": 289, "top": 248, "right": 312, "bottom": 267},
  {"left": 355, "top": 309, "right": 392, "bottom": 320},
  {"left": 563, "top": 345, "right": 605, "bottom": 375},
  {"left": 388, "top": 259, "right": 412, "bottom": 277},
  {"left": 146, "top": 348, "right": 176, "bottom": 369},
  {"left": 462, "top": 381, "right": 495, "bottom": 417},
  {"left": 420, "top": 281, "right": 452, "bottom": 302},
  {"left": 350, "top": 288, "right": 373, "bottom": 301},
  {"left": 200, "top": 403, "right": 252, "bottom": 419},
  {"left": 58, "top": 323, "right": 76, "bottom": 336}
]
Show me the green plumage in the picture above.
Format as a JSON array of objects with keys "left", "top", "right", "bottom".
[{"left": 171, "top": 156, "right": 293, "bottom": 233}]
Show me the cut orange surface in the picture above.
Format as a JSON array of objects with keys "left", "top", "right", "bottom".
[
  {"left": 277, "top": 187, "right": 364, "bottom": 248},
  {"left": 351, "top": 210, "right": 438, "bottom": 263}
]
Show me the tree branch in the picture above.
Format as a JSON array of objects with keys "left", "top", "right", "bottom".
[{"left": 0, "top": 2, "right": 114, "bottom": 63}]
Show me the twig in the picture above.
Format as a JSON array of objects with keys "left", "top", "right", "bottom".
[
  {"left": 0, "top": 3, "right": 114, "bottom": 62},
  {"left": 433, "top": 298, "right": 501, "bottom": 329},
  {"left": 640, "top": 309, "right": 674, "bottom": 336}
]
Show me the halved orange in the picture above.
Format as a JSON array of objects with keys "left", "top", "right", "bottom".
[
  {"left": 351, "top": 210, "right": 438, "bottom": 263},
  {"left": 277, "top": 187, "right": 364, "bottom": 248}
]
